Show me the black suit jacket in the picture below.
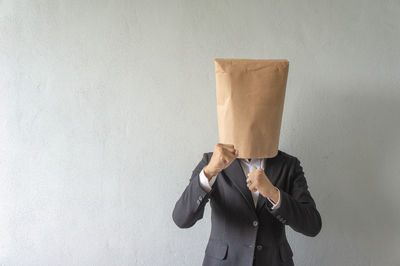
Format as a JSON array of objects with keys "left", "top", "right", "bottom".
[{"left": 172, "top": 150, "right": 322, "bottom": 266}]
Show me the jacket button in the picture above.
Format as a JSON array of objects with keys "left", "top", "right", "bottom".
[
  {"left": 256, "top": 245, "right": 263, "bottom": 251},
  {"left": 196, "top": 199, "right": 200, "bottom": 205},
  {"left": 253, "top": 220, "right": 258, "bottom": 227},
  {"left": 198, "top": 196, "right": 202, "bottom": 200}
]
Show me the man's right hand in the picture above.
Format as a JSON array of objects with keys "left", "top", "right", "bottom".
[{"left": 203, "top": 143, "right": 239, "bottom": 181}]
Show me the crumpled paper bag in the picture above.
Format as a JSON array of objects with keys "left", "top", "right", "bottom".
[{"left": 214, "top": 58, "right": 289, "bottom": 158}]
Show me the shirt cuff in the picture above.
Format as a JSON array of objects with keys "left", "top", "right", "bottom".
[
  {"left": 267, "top": 189, "right": 281, "bottom": 210},
  {"left": 198, "top": 168, "right": 217, "bottom": 192}
]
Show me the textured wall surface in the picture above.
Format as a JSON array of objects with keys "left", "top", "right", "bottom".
[{"left": 1, "top": 1, "right": 399, "bottom": 265}]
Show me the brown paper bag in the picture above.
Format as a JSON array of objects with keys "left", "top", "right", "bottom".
[{"left": 214, "top": 58, "right": 289, "bottom": 159}]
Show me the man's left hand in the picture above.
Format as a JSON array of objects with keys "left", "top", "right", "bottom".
[{"left": 246, "top": 168, "right": 279, "bottom": 203}]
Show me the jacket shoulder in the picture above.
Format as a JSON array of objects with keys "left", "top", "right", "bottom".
[
  {"left": 278, "top": 150, "right": 300, "bottom": 164},
  {"left": 205, "top": 151, "right": 213, "bottom": 161}
]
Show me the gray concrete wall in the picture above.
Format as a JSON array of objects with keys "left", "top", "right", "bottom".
[{"left": 1, "top": 0, "right": 399, "bottom": 265}]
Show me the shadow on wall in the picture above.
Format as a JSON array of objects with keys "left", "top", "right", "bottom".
[{"left": 291, "top": 83, "right": 400, "bottom": 263}]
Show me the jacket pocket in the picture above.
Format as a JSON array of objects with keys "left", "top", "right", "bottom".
[
  {"left": 205, "top": 239, "right": 229, "bottom": 260},
  {"left": 279, "top": 242, "right": 293, "bottom": 262}
]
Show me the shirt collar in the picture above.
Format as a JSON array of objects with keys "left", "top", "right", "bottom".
[{"left": 240, "top": 158, "right": 266, "bottom": 170}]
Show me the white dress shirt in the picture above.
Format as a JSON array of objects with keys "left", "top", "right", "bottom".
[{"left": 198, "top": 158, "right": 281, "bottom": 209}]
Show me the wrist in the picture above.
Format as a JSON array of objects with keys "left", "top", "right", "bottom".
[
  {"left": 264, "top": 186, "right": 279, "bottom": 203},
  {"left": 270, "top": 187, "right": 280, "bottom": 203},
  {"left": 203, "top": 165, "right": 218, "bottom": 181}
]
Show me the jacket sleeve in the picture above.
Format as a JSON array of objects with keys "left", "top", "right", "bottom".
[
  {"left": 266, "top": 157, "right": 322, "bottom": 237},
  {"left": 172, "top": 152, "right": 216, "bottom": 228}
]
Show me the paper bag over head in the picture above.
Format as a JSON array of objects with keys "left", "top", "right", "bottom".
[{"left": 214, "top": 58, "right": 289, "bottom": 159}]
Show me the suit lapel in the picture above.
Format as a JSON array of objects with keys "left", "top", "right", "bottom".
[{"left": 222, "top": 158, "right": 257, "bottom": 213}]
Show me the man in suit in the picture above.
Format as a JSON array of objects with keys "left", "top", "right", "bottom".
[{"left": 172, "top": 143, "right": 322, "bottom": 266}]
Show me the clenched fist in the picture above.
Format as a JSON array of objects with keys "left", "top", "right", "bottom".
[
  {"left": 246, "top": 168, "right": 280, "bottom": 203},
  {"left": 203, "top": 143, "right": 239, "bottom": 181}
]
